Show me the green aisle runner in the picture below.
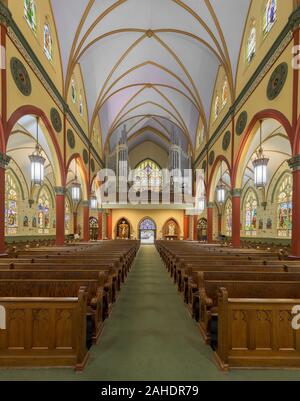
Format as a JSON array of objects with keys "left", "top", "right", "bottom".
[{"left": 0, "top": 246, "right": 300, "bottom": 381}]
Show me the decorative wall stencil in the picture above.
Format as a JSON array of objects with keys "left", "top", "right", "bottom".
[
  {"left": 91, "top": 159, "right": 95, "bottom": 173},
  {"left": 267, "top": 62, "right": 288, "bottom": 101},
  {"left": 222, "top": 131, "right": 231, "bottom": 151},
  {"left": 202, "top": 160, "right": 207, "bottom": 173},
  {"left": 50, "top": 108, "right": 62, "bottom": 133},
  {"left": 83, "top": 149, "right": 89, "bottom": 165},
  {"left": 236, "top": 111, "right": 248, "bottom": 136},
  {"left": 10, "top": 57, "right": 32, "bottom": 96},
  {"left": 209, "top": 151, "right": 215, "bottom": 166},
  {"left": 67, "top": 129, "right": 75, "bottom": 149}
]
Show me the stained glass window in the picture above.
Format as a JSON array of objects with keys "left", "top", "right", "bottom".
[
  {"left": 65, "top": 197, "right": 71, "bottom": 235},
  {"left": 245, "top": 190, "right": 258, "bottom": 236},
  {"left": 140, "top": 219, "right": 156, "bottom": 230},
  {"left": 5, "top": 172, "right": 18, "bottom": 235},
  {"left": 214, "top": 95, "right": 220, "bottom": 120},
  {"left": 221, "top": 79, "right": 229, "bottom": 109},
  {"left": 71, "top": 79, "right": 77, "bottom": 103},
  {"left": 225, "top": 198, "right": 232, "bottom": 236},
  {"left": 247, "top": 20, "right": 256, "bottom": 64},
  {"left": 79, "top": 94, "right": 84, "bottom": 116},
  {"left": 263, "top": 0, "right": 277, "bottom": 35},
  {"left": 44, "top": 19, "right": 53, "bottom": 61},
  {"left": 134, "top": 159, "right": 162, "bottom": 192},
  {"left": 37, "top": 188, "right": 51, "bottom": 234},
  {"left": 277, "top": 174, "right": 292, "bottom": 238},
  {"left": 24, "top": 0, "right": 37, "bottom": 33}
]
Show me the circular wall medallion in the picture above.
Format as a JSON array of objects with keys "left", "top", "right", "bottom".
[
  {"left": 222, "top": 131, "right": 231, "bottom": 151},
  {"left": 67, "top": 129, "right": 75, "bottom": 149},
  {"left": 50, "top": 108, "right": 62, "bottom": 133},
  {"left": 236, "top": 111, "right": 248, "bottom": 136},
  {"left": 91, "top": 159, "right": 95, "bottom": 173},
  {"left": 83, "top": 149, "right": 89, "bottom": 165},
  {"left": 10, "top": 57, "right": 32, "bottom": 96},
  {"left": 209, "top": 151, "right": 215, "bottom": 166},
  {"left": 267, "top": 62, "right": 288, "bottom": 101},
  {"left": 202, "top": 160, "right": 207, "bottom": 173}
]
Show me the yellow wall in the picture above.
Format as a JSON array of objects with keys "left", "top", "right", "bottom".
[
  {"left": 8, "top": 0, "right": 63, "bottom": 93},
  {"left": 112, "top": 209, "right": 184, "bottom": 240},
  {"left": 129, "top": 141, "right": 169, "bottom": 169},
  {"left": 235, "top": 0, "right": 294, "bottom": 95}
]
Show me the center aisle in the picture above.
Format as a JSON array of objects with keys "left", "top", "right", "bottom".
[{"left": 1, "top": 245, "right": 299, "bottom": 381}]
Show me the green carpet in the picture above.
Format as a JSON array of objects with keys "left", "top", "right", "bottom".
[{"left": 1, "top": 245, "right": 300, "bottom": 381}]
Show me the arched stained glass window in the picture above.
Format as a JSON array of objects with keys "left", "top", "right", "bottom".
[
  {"left": 5, "top": 172, "right": 18, "bottom": 235},
  {"left": 65, "top": 197, "right": 71, "bottom": 235},
  {"left": 247, "top": 20, "right": 256, "bottom": 64},
  {"left": 214, "top": 95, "right": 220, "bottom": 120},
  {"left": 221, "top": 79, "right": 229, "bottom": 109},
  {"left": 263, "top": 0, "right": 277, "bottom": 35},
  {"left": 79, "top": 93, "right": 84, "bottom": 116},
  {"left": 277, "top": 174, "right": 292, "bottom": 238},
  {"left": 225, "top": 198, "right": 232, "bottom": 236},
  {"left": 245, "top": 190, "right": 258, "bottom": 236},
  {"left": 71, "top": 79, "right": 77, "bottom": 104},
  {"left": 37, "top": 188, "right": 51, "bottom": 234},
  {"left": 134, "top": 159, "right": 162, "bottom": 192},
  {"left": 140, "top": 219, "right": 156, "bottom": 230},
  {"left": 24, "top": 0, "right": 37, "bottom": 33},
  {"left": 44, "top": 18, "right": 53, "bottom": 61}
]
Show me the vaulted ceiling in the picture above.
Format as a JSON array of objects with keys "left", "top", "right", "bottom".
[{"left": 51, "top": 0, "right": 251, "bottom": 152}]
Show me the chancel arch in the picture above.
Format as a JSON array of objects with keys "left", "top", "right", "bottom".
[{"left": 139, "top": 217, "right": 157, "bottom": 244}]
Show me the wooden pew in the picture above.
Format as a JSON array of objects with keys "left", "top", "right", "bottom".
[
  {"left": 0, "top": 278, "right": 107, "bottom": 344},
  {"left": 216, "top": 286, "right": 300, "bottom": 370},
  {"left": 0, "top": 287, "right": 89, "bottom": 371},
  {"left": 197, "top": 280, "right": 300, "bottom": 346}
]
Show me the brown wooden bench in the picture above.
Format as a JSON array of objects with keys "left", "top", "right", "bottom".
[
  {"left": 0, "top": 287, "right": 89, "bottom": 371},
  {"left": 216, "top": 286, "right": 300, "bottom": 370}
]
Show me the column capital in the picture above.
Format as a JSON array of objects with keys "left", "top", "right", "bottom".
[
  {"left": 54, "top": 186, "right": 66, "bottom": 196},
  {"left": 232, "top": 188, "right": 242, "bottom": 198},
  {"left": 0, "top": 2, "right": 13, "bottom": 28},
  {"left": 0, "top": 152, "right": 10, "bottom": 169},
  {"left": 288, "top": 155, "right": 300, "bottom": 172},
  {"left": 207, "top": 202, "right": 214, "bottom": 209},
  {"left": 81, "top": 200, "right": 90, "bottom": 208}
]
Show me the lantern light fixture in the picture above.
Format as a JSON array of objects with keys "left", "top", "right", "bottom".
[
  {"left": 217, "top": 163, "right": 226, "bottom": 205},
  {"left": 90, "top": 192, "right": 98, "bottom": 210},
  {"left": 71, "top": 161, "right": 81, "bottom": 202},
  {"left": 29, "top": 117, "right": 45, "bottom": 186},
  {"left": 253, "top": 120, "right": 269, "bottom": 188}
]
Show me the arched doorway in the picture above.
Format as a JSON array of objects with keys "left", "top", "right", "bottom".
[
  {"left": 89, "top": 217, "right": 98, "bottom": 240},
  {"left": 116, "top": 218, "right": 131, "bottom": 239},
  {"left": 197, "top": 218, "right": 207, "bottom": 241},
  {"left": 163, "top": 219, "right": 180, "bottom": 240},
  {"left": 139, "top": 218, "right": 157, "bottom": 244}
]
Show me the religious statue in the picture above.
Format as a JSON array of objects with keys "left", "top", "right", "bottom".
[
  {"left": 118, "top": 220, "right": 129, "bottom": 239},
  {"left": 168, "top": 222, "right": 176, "bottom": 237}
]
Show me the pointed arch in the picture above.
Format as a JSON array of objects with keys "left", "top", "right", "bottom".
[
  {"left": 233, "top": 110, "right": 293, "bottom": 189},
  {"left": 66, "top": 153, "right": 89, "bottom": 200},
  {"left": 6, "top": 106, "right": 65, "bottom": 186},
  {"left": 208, "top": 155, "right": 232, "bottom": 202}
]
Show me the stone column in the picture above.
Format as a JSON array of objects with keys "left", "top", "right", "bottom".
[
  {"left": 0, "top": 153, "right": 10, "bottom": 254},
  {"left": 82, "top": 201, "right": 90, "bottom": 242},
  {"left": 54, "top": 187, "right": 66, "bottom": 246},
  {"left": 232, "top": 188, "right": 241, "bottom": 248},
  {"left": 207, "top": 202, "right": 214, "bottom": 244},
  {"left": 289, "top": 156, "right": 300, "bottom": 258}
]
